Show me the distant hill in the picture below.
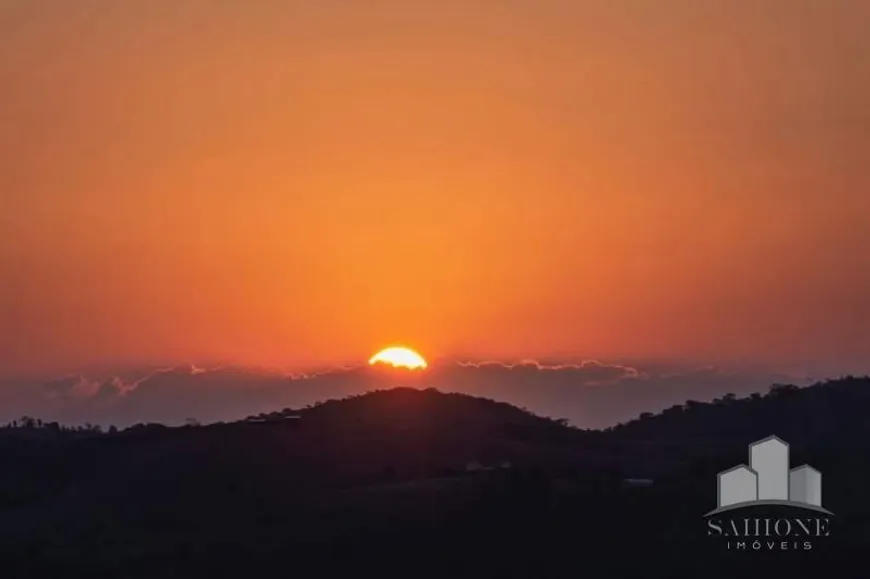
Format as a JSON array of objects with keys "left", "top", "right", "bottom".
[
  {"left": 610, "top": 375, "right": 870, "bottom": 446},
  {"left": 249, "top": 386, "right": 559, "bottom": 430},
  {"left": 0, "top": 388, "right": 578, "bottom": 524},
  {"left": 248, "top": 387, "right": 578, "bottom": 447}
]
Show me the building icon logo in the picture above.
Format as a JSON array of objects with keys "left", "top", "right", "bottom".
[{"left": 706, "top": 435, "right": 832, "bottom": 516}]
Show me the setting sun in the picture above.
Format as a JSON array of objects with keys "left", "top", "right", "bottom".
[{"left": 368, "top": 347, "right": 428, "bottom": 370}]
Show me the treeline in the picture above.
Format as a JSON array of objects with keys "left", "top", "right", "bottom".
[
  {"left": 608, "top": 375, "right": 870, "bottom": 447},
  {"left": 1, "top": 417, "right": 108, "bottom": 436},
  {"left": 0, "top": 417, "right": 195, "bottom": 440}
]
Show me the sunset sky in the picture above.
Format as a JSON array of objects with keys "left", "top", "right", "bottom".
[{"left": 2, "top": 0, "right": 869, "bottom": 378}]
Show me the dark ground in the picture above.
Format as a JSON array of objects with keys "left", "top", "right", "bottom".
[{"left": 1, "top": 378, "right": 869, "bottom": 578}]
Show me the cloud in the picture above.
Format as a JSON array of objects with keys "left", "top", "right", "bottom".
[
  {"left": 452, "top": 359, "right": 642, "bottom": 384},
  {"left": 0, "top": 359, "right": 815, "bottom": 430}
]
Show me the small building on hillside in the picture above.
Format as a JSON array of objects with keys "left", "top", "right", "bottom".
[
  {"left": 465, "top": 459, "right": 513, "bottom": 472},
  {"left": 246, "top": 415, "right": 302, "bottom": 427},
  {"left": 621, "top": 478, "right": 654, "bottom": 488}
]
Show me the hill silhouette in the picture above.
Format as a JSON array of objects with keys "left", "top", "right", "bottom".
[
  {"left": 612, "top": 377, "right": 870, "bottom": 443},
  {"left": 1, "top": 379, "right": 869, "bottom": 578}
]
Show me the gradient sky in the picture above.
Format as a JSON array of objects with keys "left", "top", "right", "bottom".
[{"left": 2, "top": 0, "right": 869, "bottom": 377}]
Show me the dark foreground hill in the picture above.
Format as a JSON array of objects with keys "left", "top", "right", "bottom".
[{"left": 1, "top": 379, "right": 869, "bottom": 578}]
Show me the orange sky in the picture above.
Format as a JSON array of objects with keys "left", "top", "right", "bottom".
[{"left": 2, "top": 1, "right": 869, "bottom": 376}]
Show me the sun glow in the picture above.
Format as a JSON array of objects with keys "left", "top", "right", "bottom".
[{"left": 368, "top": 346, "right": 428, "bottom": 370}]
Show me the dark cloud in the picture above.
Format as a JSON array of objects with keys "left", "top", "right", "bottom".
[{"left": 0, "top": 360, "right": 814, "bottom": 429}]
